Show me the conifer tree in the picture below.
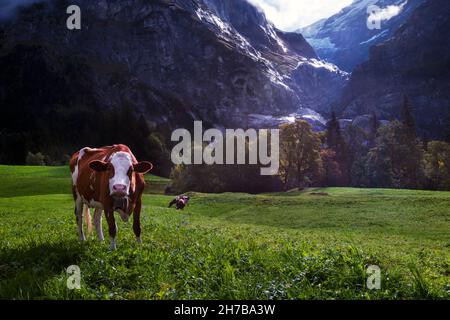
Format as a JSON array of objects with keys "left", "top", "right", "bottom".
[
  {"left": 325, "top": 111, "right": 349, "bottom": 185},
  {"left": 368, "top": 112, "right": 379, "bottom": 148},
  {"left": 401, "top": 95, "right": 416, "bottom": 139}
]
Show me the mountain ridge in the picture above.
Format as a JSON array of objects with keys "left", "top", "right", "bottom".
[{"left": 0, "top": 0, "right": 347, "bottom": 132}]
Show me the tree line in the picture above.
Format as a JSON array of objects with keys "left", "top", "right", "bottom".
[
  {"left": 2, "top": 94, "right": 450, "bottom": 193},
  {"left": 171, "top": 97, "right": 450, "bottom": 193}
]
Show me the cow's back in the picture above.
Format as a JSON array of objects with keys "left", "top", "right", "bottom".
[{"left": 70, "top": 147, "right": 112, "bottom": 201}]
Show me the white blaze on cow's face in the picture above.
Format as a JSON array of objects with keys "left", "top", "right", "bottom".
[{"left": 109, "top": 152, "right": 133, "bottom": 198}]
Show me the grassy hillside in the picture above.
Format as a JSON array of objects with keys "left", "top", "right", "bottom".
[{"left": 0, "top": 166, "right": 448, "bottom": 299}]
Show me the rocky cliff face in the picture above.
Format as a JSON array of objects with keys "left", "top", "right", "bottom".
[
  {"left": 0, "top": 0, "right": 347, "bottom": 131},
  {"left": 337, "top": 0, "right": 450, "bottom": 139},
  {"left": 300, "top": 0, "right": 425, "bottom": 71}
]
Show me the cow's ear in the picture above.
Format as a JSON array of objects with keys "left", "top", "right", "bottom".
[
  {"left": 89, "top": 160, "right": 109, "bottom": 172},
  {"left": 134, "top": 161, "right": 153, "bottom": 174}
]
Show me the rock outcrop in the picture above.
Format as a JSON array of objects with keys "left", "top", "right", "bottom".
[{"left": 0, "top": 0, "right": 347, "bottom": 131}]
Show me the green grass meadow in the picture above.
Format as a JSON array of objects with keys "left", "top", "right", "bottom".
[{"left": 0, "top": 165, "right": 448, "bottom": 299}]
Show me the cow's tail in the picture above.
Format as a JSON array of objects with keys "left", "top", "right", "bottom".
[{"left": 83, "top": 205, "right": 93, "bottom": 236}]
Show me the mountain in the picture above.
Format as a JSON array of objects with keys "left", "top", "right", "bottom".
[
  {"left": 299, "top": 0, "right": 425, "bottom": 71},
  {"left": 337, "top": 0, "right": 450, "bottom": 139},
  {"left": 0, "top": 0, "right": 347, "bottom": 135}
]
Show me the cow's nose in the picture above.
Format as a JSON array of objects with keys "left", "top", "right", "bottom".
[{"left": 113, "top": 184, "right": 127, "bottom": 193}]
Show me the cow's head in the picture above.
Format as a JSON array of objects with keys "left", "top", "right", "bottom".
[{"left": 89, "top": 152, "right": 153, "bottom": 200}]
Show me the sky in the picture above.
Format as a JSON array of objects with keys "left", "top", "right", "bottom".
[{"left": 247, "top": 0, "right": 354, "bottom": 31}]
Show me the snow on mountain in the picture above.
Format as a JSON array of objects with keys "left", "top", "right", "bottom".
[
  {"left": 299, "top": 0, "right": 425, "bottom": 71},
  {"left": 176, "top": 0, "right": 349, "bottom": 121},
  {"left": 248, "top": 107, "right": 327, "bottom": 130}
]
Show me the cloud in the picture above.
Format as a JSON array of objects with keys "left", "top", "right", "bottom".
[
  {"left": 0, "top": 0, "right": 47, "bottom": 21},
  {"left": 368, "top": 1, "right": 407, "bottom": 23},
  {"left": 247, "top": 0, "right": 353, "bottom": 31}
]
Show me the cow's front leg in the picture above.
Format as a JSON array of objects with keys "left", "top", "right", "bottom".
[
  {"left": 106, "top": 210, "right": 118, "bottom": 250},
  {"left": 94, "top": 209, "right": 104, "bottom": 241},
  {"left": 75, "top": 198, "right": 86, "bottom": 241},
  {"left": 133, "top": 199, "right": 142, "bottom": 244}
]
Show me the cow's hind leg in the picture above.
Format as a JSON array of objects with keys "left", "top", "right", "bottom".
[
  {"left": 74, "top": 198, "right": 86, "bottom": 241},
  {"left": 94, "top": 209, "right": 104, "bottom": 241}
]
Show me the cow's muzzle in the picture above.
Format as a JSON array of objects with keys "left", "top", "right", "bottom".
[
  {"left": 113, "top": 198, "right": 129, "bottom": 222},
  {"left": 112, "top": 184, "right": 128, "bottom": 198}
]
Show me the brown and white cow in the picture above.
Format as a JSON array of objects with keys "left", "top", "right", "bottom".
[{"left": 69, "top": 144, "right": 153, "bottom": 249}]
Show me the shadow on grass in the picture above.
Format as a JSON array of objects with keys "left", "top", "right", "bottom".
[{"left": 0, "top": 241, "right": 85, "bottom": 299}]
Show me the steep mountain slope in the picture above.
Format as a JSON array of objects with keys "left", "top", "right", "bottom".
[
  {"left": 0, "top": 0, "right": 347, "bottom": 133},
  {"left": 337, "top": 0, "right": 450, "bottom": 139},
  {"left": 300, "top": 0, "right": 425, "bottom": 71}
]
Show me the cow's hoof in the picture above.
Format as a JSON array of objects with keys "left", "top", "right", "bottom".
[
  {"left": 136, "top": 237, "right": 142, "bottom": 244},
  {"left": 109, "top": 237, "right": 117, "bottom": 250}
]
